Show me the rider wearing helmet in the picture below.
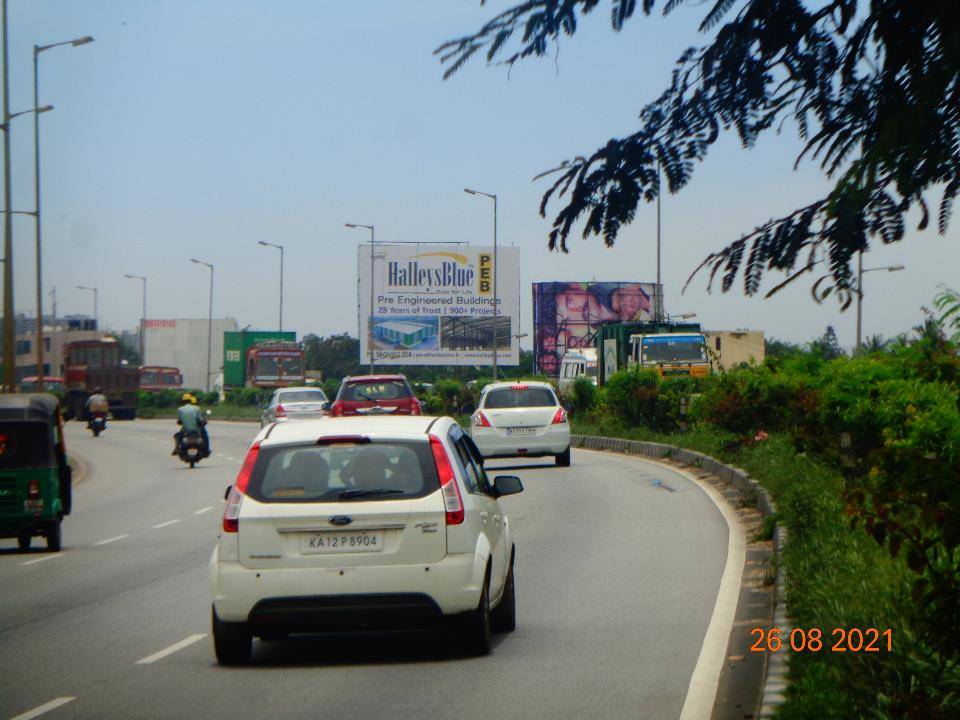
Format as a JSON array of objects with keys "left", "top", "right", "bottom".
[{"left": 173, "top": 393, "right": 210, "bottom": 457}]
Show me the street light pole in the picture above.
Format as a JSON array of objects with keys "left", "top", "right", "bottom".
[
  {"left": 346, "top": 223, "right": 375, "bottom": 373},
  {"left": 190, "top": 259, "right": 214, "bottom": 392},
  {"left": 464, "top": 188, "right": 498, "bottom": 380},
  {"left": 32, "top": 35, "right": 93, "bottom": 392},
  {"left": 124, "top": 274, "right": 146, "bottom": 364},
  {"left": 855, "top": 252, "right": 905, "bottom": 350},
  {"left": 257, "top": 241, "right": 284, "bottom": 330},
  {"left": 76, "top": 285, "right": 97, "bottom": 325},
  {"left": 655, "top": 159, "right": 663, "bottom": 322},
  {"left": 1, "top": 0, "right": 12, "bottom": 391}
]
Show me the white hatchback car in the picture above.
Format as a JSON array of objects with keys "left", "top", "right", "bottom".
[
  {"left": 210, "top": 415, "right": 522, "bottom": 665},
  {"left": 470, "top": 381, "right": 571, "bottom": 466}
]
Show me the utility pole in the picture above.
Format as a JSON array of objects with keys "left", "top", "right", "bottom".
[{"left": 2, "top": 0, "right": 14, "bottom": 391}]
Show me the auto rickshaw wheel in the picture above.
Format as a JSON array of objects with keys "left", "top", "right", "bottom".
[
  {"left": 46, "top": 520, "right": 62, "bottom": 552},
  {"left": 17, "top": 532, "right": 31, "bottom": 550}
]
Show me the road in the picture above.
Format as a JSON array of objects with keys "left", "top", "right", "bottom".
[{"left": 1, "top": 419, "right": 730, "bottom": 720}]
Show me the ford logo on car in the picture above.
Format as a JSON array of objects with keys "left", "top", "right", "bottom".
[{"left": 329, "top": 516, "right": 353, "bottom": 526}]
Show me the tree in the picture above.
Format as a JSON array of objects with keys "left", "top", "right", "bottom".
[
  {"left": 302, "top": 333, "right": 361, "bottom": 380},
  {"left": 764, "top": 336, "right": 801, "bottom": 360},
  {"left": 437, "top": 1, "right": 959, "bottom": 301},
  {"left": 808, "top": 324, "right": 844, "bottom": 360}
]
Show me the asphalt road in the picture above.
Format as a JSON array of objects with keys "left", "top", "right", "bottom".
[{"left": 0, "top": 419, "right": 729, "bottom": 720}]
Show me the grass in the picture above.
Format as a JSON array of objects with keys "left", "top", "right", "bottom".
[{"left": 135, "top": 403, "right": 261, "bottom": 421}]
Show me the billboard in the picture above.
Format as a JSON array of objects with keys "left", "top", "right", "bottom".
[
  {"left": 358, "top": 244, "right": 520, "bottom": 366},
  {"left": 532, "top": 281, "right": 657, "bottom": 375}
]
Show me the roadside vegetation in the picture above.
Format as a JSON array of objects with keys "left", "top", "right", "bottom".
[{"left": 563, "top": 290, "right": 960, "bottom": 719}]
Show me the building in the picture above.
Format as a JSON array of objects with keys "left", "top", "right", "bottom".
[
  {"left": 143, "top": 318, "right": 239, "bottom": 391},
  {"left": 6, "top": 316, "right": 104, "bottom": 383},
  {"left": 704, "top": 330, "right": 766, "bottom": 371}
]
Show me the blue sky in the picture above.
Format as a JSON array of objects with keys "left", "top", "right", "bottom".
[{"left": 7, "top": 1, "right": 956, "bottom": 349}]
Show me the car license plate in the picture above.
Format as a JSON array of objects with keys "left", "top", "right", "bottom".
[
  {"left": 505, "top": 427, "right": 536, "bottom": 436},
  {"left": 300, "top": 531, "right": 384, "bottom": 554}
]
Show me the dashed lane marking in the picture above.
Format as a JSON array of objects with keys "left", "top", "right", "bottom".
[
  {"left": 193, "top": 506, "right": 213, "bottom": 515},
  {"left": 152, "top": 519, "right": 180, "bottom": 529},
  {"left": 9, "top": 696, "right": 76, "bottom": 720},
  {"left": 94, "top": 534, "right": 130, "bottom": 546},
  {"left": 19, "top": 554, "right": 63, "bottom": 567},
  {"left": 136, "top": 633, "right": 207, "bottom": 665}
]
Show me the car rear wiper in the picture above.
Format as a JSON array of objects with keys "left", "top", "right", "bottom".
[{"left": 338, "top": 488, "right": 405, "bottom": 499}]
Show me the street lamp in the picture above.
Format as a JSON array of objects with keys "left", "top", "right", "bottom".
[
  {"left": 190, "top": 259, "right": 214, "bottom": 392},
  {"left": 31, "top": 34, "right": 93, "bottom": 392},
  {"left": 346, "top": 223, "right": 375, "bottom": 373},
  {"left": 257, "top": 241, "right": 284, "bottom": 331},
  {"left": 76, "top": 285, "right": 97, "bottom": 324},
  {"left": 856, "top": 252, "right": 905, "bottom": 349},
  {"left": 464, "top": 188, "right": 499, "bottom": 380},
  {"left": 124, "top": 274, "right": 147, "bottom": 364}
]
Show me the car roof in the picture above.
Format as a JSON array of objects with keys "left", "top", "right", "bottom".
[
  {"left": 259, "top": 415, "right": 447, "bottom": 445},
  {"left": 482, "top": 380, "right": 556, "bottom": 391},
  {"left": 343, "top": 374, "right": 408, "bottom": 382},
  {"left": 275, "top": 386, "right": 326, "bottom": 393}
]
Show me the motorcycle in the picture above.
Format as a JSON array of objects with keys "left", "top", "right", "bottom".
[
  {"left": 178, "top": 430, "right": 206, "bottom": 469},
  {"left": 87, "top": 412, "right": 107, "bottom": 437}
]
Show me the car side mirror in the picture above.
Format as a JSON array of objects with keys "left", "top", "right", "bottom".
[
  {"left": 321, "top": 401, "right": 332, "bottom": 412},
  {"left": 224, "top": 485, "right": 232, "bottom": 500},
  {"left": 492, "top": 475, "right": 523, "bottom": 498}
]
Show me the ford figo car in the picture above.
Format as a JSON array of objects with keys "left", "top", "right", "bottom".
[{"left": 210, "top": 415, "right": 522, "bottom": 664}]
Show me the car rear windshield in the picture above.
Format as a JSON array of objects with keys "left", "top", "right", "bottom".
[
  {"left": 0, "top": 422, "right": 53, "bottom": 469},
  {"left": 247, "top": 440, "right": 438, "bottom": 503},
  {"left": 341, "top": 381, "right": 410, "bottom": 402},
  {"left": 278, "top": 390, "right": 327, "bottom": 403},
  {"left": 483, "top": 387, "right": 557, "bottom": 409}
]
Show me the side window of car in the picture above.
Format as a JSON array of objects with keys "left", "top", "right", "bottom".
[
  {"left": 447, "top": 427, "right": 480, "bottom": 494},
  {"left": 461, "top": 435, "right": 493, "bottom": 495}
]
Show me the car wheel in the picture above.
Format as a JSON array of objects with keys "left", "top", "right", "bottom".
[
  {"left": 460, "top": 568, "right": 492, "bottom": 656},
  {"left": 556, "top": 447, "right": 571, "bottom": 466},
  {"left": 45, "top": 520, "right": 62, "bottom": 552},
  {"left": 491, "top": 551, "right": 516, "bottom": 633},
  {"left": 212, "top": 606, "right": 252, "bottom": 666},
  {"left": 17, "top": 531, "right": 31, "bottom": 550}
]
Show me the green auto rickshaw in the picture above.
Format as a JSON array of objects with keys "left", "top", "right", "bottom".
[{"left": 0, "top": 394, "right": 72, "bottom": 551}]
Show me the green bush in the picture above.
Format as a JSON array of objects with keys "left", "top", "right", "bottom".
[
  {"left": 567, "top": 376, "right": 598, "bottom": 416},
  {"left": 322, "top": 378, "right": 341, "bottom": 400},
  {"left": 225, "top": 387, "right": 267, "bottom": 406}
]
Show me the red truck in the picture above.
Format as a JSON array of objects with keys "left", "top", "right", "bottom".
[
  {"left": 246, "top": 341, "right": 305, "bottom": 388},
  {"left": 63, "top": 338, "right": 140, "bottom": 420},
  {"left": 139, "top": 366, "right": 183, "bottom": 392}
]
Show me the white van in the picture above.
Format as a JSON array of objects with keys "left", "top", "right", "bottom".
[{"left": 558, "top": 348, "right": 599, "bottom": 394}]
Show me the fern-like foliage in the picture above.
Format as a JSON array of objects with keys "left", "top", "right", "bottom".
[{"left": 437, "top": 0, "right": 960, "bottom": 300}]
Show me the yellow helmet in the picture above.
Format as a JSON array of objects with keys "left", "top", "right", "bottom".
[
  {"left": 190, "top": 395, "right": 199, "bottom": 405},
  {"left": 181, "top": 393, "right": 194, "bottom": 403}
]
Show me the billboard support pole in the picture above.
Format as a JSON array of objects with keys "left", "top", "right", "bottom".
[
  {"left": 464, "top": 188, "right": 498, "bottom": 380},
  {"left": 346, "top": 223, "right": 375, "bottom": 373},
  {"left": 655, "top": 159, "right": 663, "bottom": 322}
]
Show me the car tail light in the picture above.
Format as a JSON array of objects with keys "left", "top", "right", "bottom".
[
  {"left": 411, "top": 399, "right": 422, "bottom": 416},
  {"left": 552, "top": 408, "right": 567, "bottom": 424},
  {"left": 223, "top": 441, "right": 260, "bottom": 533},
  {"left": 429, "top": 435, "right": 463, "bottom": 525},
  {"left": 275, "top": 404, "right": 286, "bottom": 418},
  {"left": 473, "top": 411, "right": 491, "bottom": 427},
  {"left": 330, "top": 402, "right": 344, "bottom": 417},
  {"left": 511, "top": 384, "right": 529, "bottom": 390},
  {"left": 28, "top": 479, "right": 40, "bottom": 498}
]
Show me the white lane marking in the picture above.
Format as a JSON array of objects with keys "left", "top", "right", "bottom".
[
  {"left": 136, "top": 633, "right": 207, "bottom": 665},
  {"left": 193, "top": 506, "right": 213, "bottom": 515},
  {"left": 9, "top": 696, "right": 76, "bottom": 720},
  {"left": 576, "top": 449, "right": 746, "bottom": 720},
  {"left": 94, "top": 534, "right": 129, "bottom": 546},
  {"left": 152, "top": 519, "right": 180, "bottom": 529},
  {"left": 19, "top": 554, "right": 62, "bottom": 567}
]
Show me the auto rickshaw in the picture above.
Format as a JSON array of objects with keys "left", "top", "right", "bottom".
[{"left": 0, "top": 394, "right": 72, "bottom": 551}]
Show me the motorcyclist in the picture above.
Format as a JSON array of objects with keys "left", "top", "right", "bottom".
[
  {"left": 173, "top": 393, "right": 210, "bottom": 457},
  {"left": 85, "top": 388, "right": 109, "bottom": 423}
]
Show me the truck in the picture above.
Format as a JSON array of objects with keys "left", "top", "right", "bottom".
[
  {"left": 222, "top": 330, "right": 297, "bottom": 389},
  {"left": 597, "top": 321, "right": 707, "bottom": 384},
  {"left": 245, "top": 341, "right": 305, "bottom": 388},
  {"left": 139, "top": 366, "right": 183, "bottom": 392},
  {"left": 62, "top": 338, "right": 140, "bottom": 419}
]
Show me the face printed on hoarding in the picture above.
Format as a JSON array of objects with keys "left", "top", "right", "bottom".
[
  {"left": 610, "top": 285, "right": 651, "bottom": 321},
  {"left": 555, "top": 285, "right": 590, "bottom": 323}
]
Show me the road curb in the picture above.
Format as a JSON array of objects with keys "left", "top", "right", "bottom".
[{"left": 571, "top": 435, "right": 789, "bottom": 719}]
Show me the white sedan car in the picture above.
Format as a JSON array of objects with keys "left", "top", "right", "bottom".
[
  {"left": 210, "top": 415, "right": 522, "bottom": 665},
  {"left": 470, "top": 382, "right": 571, "bottom": 466}
]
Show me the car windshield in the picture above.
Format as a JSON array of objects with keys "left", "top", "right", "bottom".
[
  {"left": 483, "top": 387, "right": 557, "bottom": 409},
  {"left": 278, "top": 390, "right": 327, "bottom": 403},
  {"left": 0, "top": 422, "right": 54, "bottom": 469},
  {"left": 342, "top": 381, "right": 409, "bottom": 401},
  {"left": 641, "top": 336, "right": 707, "bottom": 364},
  {"left": 247, "top": 440, "right": 438, "bottom": 503}
]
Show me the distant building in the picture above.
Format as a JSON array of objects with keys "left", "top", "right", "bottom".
[
  {"left": 143, "top": 318, "right": 239, "bottom": 390},
  {"left": 704, "top": 330, "right": 766, "bottom": 371},
  {"left": 3, "top": 316, "right": 104, "bottom": 383}
]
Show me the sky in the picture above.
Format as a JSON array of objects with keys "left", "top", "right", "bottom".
[{"left": 6, "top": 0, "right": 957, "bottom": 351}]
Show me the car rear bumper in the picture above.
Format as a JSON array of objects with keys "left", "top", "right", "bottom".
[
  {"left": 471, "top": 425, "right": 570, "bottom": 458},
  {"left": 211, "top": 551, "right": 483, "bottom": 624}
]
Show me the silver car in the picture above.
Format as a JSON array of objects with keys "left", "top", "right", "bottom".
[{"left": 260, "top": 386, "right": 330, "bottom": 427}]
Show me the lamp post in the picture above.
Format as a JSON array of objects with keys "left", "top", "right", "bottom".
[
  {"left": 31, "top": 35, "right": 93, "bottom": 392},
  {"left": 345, "top": 223, "right": 375, "bottom": 373},
  {"left": 855, "top": 252, "right": 905, "bottom": 350},
  {"left": 2, "top": 0, "right": 12, "bottom": 390},
  {"left": 190, "top": 259, "right": 214, "bottom": 392},
  {"left": 257, "top": 241, "right": 284, "bottom": 331},
  {"left": 76, "top": 285, "right": 97, "bottom": 324},
  {"left": 464, "top": 188, "right": 498, "bottom": 380},
  {"left": 124, "top": 274, "right": 146, "bottom": 364}
]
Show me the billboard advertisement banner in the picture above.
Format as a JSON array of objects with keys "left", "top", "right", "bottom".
[
  {"left": 532, "top": 281, "right": 657, "bottom": 375},
  {"left": 358, "top": 244, "right": 520, "bottom": 366}
]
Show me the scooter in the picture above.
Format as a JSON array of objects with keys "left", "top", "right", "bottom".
[
  {"left": 178, "top": 430, "right": 206, "bottom": 469},
  {"left": 87, "top": 412, "right": 107, "bottom": 437}
]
